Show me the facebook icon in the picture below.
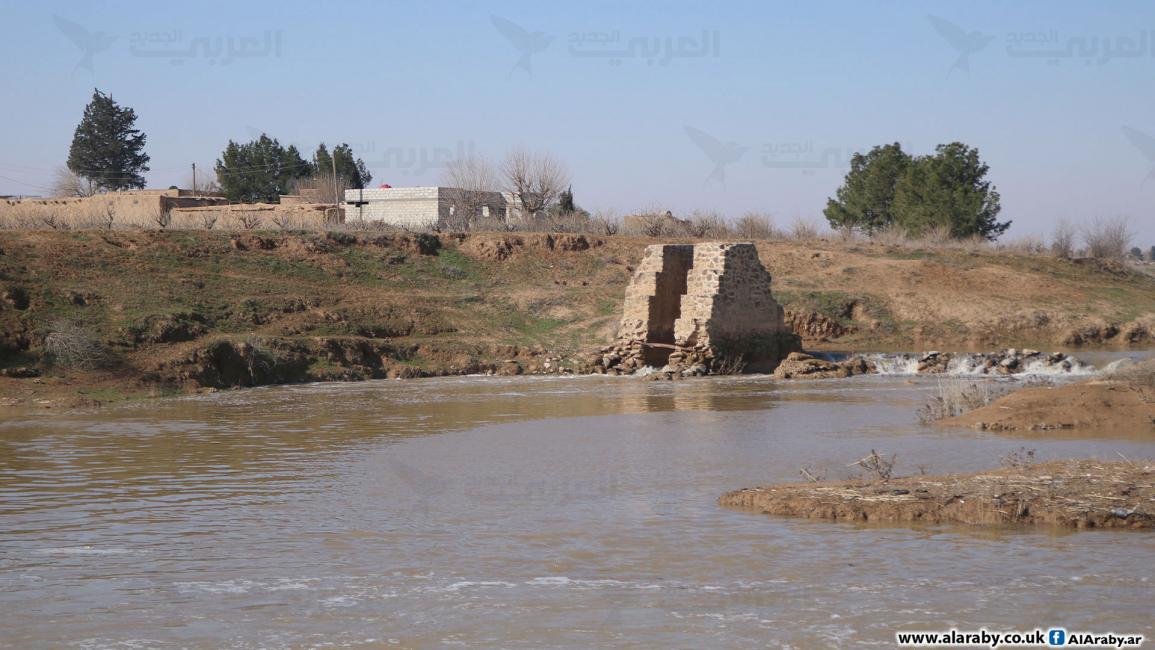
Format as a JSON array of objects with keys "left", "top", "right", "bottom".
[{"left": 1048, "top": 628, "right": 1067, "bottom": 646}]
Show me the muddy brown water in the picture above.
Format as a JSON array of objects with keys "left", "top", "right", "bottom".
[{"left": 2, "top": 362, "right": 1154, "bottom": 648}]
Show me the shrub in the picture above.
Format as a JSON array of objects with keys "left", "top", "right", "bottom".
[
  {"left": 1051, "top": 219, "right": 1076, "bottom": 258},
  {"left": 917, "top": 378, "right": 1026, "bottom": 423},
  {"left": 789, "top": 218, "right": 820, "bottom": 241},
  {"left": 733, "top": 212, "right": 777, "bottom": 239},
  {"left": 1083, "top": 216, "right": 1133, "bottom": 259},
  {"left": 686, "top": 211, "right": 731, "bottom": 238},
  {"left": 43, "top": 321, "right": 108, "bottom": 370}
]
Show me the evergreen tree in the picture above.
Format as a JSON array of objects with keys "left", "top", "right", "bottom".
[
  {"left": 67, "top": 89, "right": 150, "bottom": 191},
  {"left": 311, "top": 143, "right": 371, "bottom": 190},
  {"left": 312, "top": 144, "right": 333, "bottom": 177},
  {"left": 215, "top": 134, "right": 310, "bottom": 203},
  {"left": 558, "top": 185, "right": 576, "bottom": 213},
  {"left": 823, "top": 143, "right": 910, "bottom": 234},
  {"left": 331, "top": 143, "right": 372, "bottom": 189},
  {"left": 892, "top": 143, "right": 1009, "bottom": 240}
]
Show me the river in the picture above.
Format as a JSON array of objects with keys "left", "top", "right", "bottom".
[{"left": 2, "top": 364, "right": 1154, "bottom": 648}]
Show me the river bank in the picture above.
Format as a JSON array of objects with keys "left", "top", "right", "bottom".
[
  {"left": 2, "top": 230, "right": 1155, "bottom": 406},
  {"left": 720, "top": 459, "right": 1155, "bottom": 530}
]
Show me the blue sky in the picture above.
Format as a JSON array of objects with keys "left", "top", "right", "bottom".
[{"left": 1, "top": 0, "right": 1154, "bottom": 243}]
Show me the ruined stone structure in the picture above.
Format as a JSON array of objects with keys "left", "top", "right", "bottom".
[{"left": 609, "top": 242, "right": 801, "bottom": 374}]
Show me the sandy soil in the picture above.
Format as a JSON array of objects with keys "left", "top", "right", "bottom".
[{"left": 720, "top": 460, "right": 1155, "bottom": 530}]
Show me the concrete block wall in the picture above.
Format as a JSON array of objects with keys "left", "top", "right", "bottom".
[
  {"left": 344, "top": 187, "right": 441, "bottom": 229},
  {"left": 345, "top": 187, "right": 510, "bottom": 229}
]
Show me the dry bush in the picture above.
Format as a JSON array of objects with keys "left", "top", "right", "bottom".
[
  {"left": 471, "top": 215, "right": 516, "bottom": 232},
  {"left": 1106, "top": 359, "right": 1155, "bottom": 390},
  {"left": 915, "top": 224, "right": 954, "bottom": 246},
  {"left": 200, "top": 211, "right": 220, "bottom": 230},
  {"left": 835, "top": 226, "right": 859, "bottom": 242},
  {"left": 733, "top": 212, "right": 777, "bottom": 239},
  {"left": 788, "top": 218, "right": 821, "bottom": 241},
  {"left": 149, "top": 208, "right": 172, "bottom": 230},
  {"left": 44, "top": 321, "right": 108, "bottom": 370},
  {"left": 871, "top": 223, "right": 909, "bottom": 246},
  {"left": 51, "top": 167, "right": 98, "bottom": 198},
  {"left": 1051, "top": 219, "right": 1076, "bottom": 258},
  {"left": 996, "top": 236, "right": 1047, "bottom": 256},
  {"left": 686, "top": 211, "right": 731, "bottom": 238},
  {"left": 236, "top": 212, "right": 263, "bottom": 230},
  {"left": 1083, "top": 216, "right": 1133, "bottom": 259},
  {"left": 917, "top": 378, "right": 1038, "bottom": 423},
  {"left": 590, "top": 211, "right": 620, "bottom": 236},
  {"left": 852, "top": 449, "right": 897, "bottom": 481},
  {"left": 629, "top": 212, "right": 675, "bottom": 237}
]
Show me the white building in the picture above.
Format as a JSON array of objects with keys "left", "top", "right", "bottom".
[{"left": 343, "top": 187, "right": 516, "bottom": 229}]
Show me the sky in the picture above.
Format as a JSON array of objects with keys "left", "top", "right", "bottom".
[{"left": 1, "top": 0, "right": 1154, "bottom": 243}]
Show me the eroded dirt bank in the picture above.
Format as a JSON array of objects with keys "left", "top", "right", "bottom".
[
  {"left": 720, "top": 460, "right": 1155, "bottom": 529},
  {"left": 3, "top": 230, "right": 1155, "bottom": 406}
]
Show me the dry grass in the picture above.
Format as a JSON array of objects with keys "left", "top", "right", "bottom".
[
  {"left": 917, "top": 378, "right": 1032, "bottom": 424},
  {"left": 1106, "top": 359, "right": 1155, "bottom": 390}
]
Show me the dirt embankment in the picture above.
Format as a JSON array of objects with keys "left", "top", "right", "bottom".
[
  {"left": 937, "top": 362, "right": 1155, "bottom": 433},
  {"left": 720, "top": 460, "right": 1155, "bottom": 530},
  {"left": 2, "top": 230, "right": 1155, "bottom": 406}
]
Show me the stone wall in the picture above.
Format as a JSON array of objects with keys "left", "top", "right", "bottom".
[{"left": 609, "top": 242, "right": 800, "bottom": 374}]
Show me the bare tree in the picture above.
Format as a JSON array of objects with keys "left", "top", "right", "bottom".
[
  {"left": 441, "top": 155, "right": 500, "bottom": 230},
  {"left": 200, "top": 211, "right": 219, "bottom": 230},
  {"left": 500, "top": 149, "right": 569, "bottom": 222},
  {"left": 185, "top": 165, "right": 221, "bottom": 195},
  {"left": 51, "top": 166, "right": 98, "bottom": 197}
]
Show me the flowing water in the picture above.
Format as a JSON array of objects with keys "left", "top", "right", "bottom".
[{"left": 2, "top": 357, "right": 1154, "bottom": 648}]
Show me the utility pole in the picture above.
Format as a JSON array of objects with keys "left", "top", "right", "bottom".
[
  {"left": 191, "top": 162, "right": 197, "bottom": 194},
  {"left": 331, "top": 154, "right": 339, "bottom": 206}
]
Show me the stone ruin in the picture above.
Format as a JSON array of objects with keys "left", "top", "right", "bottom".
[{"left": 602, "top": 242, "right": 801, "bottom": 375}]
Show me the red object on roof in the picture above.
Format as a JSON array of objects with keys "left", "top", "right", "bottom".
[{"left": 379, "top": 183, "right": 392, "bottom": 189}]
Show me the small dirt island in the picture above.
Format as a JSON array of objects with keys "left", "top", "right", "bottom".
[
  {"left": 720, "top": 460, "right": 1155, "bottom": 530},
  {"left": 936, "top": 361, "right": 1155, "bottom": 433}
]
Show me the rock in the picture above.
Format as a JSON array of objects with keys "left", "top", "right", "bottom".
[{"left": 1, "top": 367, "right": 40, "bottom": 378}]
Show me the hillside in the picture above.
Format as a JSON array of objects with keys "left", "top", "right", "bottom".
[{"left": 1, "top": 230, "right": 1154, "bottom": 405}]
